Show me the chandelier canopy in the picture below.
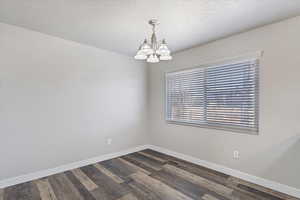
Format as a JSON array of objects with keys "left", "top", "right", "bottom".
[{"left": 134, "top": 19, "right": 172, "bottom": 63}]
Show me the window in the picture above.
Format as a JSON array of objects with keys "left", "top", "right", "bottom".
[{"left": 165, "top": 59, "right": 259, "bottom": 134}]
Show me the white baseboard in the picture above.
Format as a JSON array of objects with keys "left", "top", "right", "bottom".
[
  {"left": 0, "top": 145, "right": 150, "bottom": 189},
  {"left": 147, "top": 145, "right": 300, "bottom": 198},
  {"left": 1, "top": 144, "right": 299, "bottom": 198}
]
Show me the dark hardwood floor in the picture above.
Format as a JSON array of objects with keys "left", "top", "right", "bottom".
[{"left": 1, "top": 149, "right": 298, "bottom": 200}]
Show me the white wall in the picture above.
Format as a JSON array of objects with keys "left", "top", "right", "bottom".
[
  {"left": 149, "top": 16, "right": 300, "bottom": 189},
  {"left": 0, "top": 23, "right": 148, "bottom": 180}
]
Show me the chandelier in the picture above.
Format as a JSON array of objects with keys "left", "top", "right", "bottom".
[{"left": 134, "top": 19, "right": 172, "bottom": 63}]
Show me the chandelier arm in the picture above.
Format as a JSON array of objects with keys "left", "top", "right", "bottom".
[{"left": 152, "top": 24, "right": 156, "bottom": 33}]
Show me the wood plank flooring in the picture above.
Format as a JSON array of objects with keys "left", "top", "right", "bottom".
[{"left": 1, "top": 149, "right": 299, "bottom": 200}]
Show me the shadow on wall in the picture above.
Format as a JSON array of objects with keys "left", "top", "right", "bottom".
[{"left": 245, "top": 134, "right": 300, "bottom": 189}]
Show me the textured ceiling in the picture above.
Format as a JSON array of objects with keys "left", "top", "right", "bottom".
[{"left": 0, "top": 0, "right": 300, "bottom": 56}]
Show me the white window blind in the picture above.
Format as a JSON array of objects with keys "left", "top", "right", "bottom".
[{"left": 165, "top": 59, "right": 259, "bottom": 134}]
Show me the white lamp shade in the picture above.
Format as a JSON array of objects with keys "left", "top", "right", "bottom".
[
  {"left": 157, "top": 39, "right": 171, "bottom": 55},
  {"left": 147, "top": 54, "right": 159, "bottom": 63},
  {"left": 139, "top": 39, "right": 154, "bottom": 55},
  {"left": 160, "top": 54, "right": 172, "bottom": 61},
  {"left": 141, "top": 45, "right": 154, "bottom": 55},
  {"left": 157, "top": 44, "right": 170, "bottom": 55},
  {"left": 134, "top": 50, "right": 147, "bottom": 60},
  {"left": 134, "top": 54, "right": 147, "bottom": 60}
]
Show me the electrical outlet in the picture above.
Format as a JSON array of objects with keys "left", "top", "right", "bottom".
[
  {"left": 233, "top": 150, "right": 239, "bottom": 159},
  {"left": 106, "top": 138, "right": 112, "bottom": 145}
]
